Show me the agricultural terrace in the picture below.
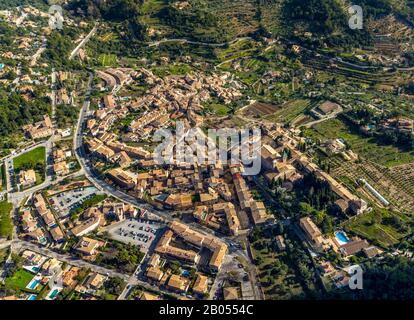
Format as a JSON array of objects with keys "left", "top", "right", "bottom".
[
  {"left": 264, "top": 99, "right": 314, "bottom": 124},
  {"left": 98, "top": 54, "right": 118, "bottom": 67},
  {"left": 304, "top": 119, "right": 414, "bottom": 167},
  {"left": 344, "top": 208, "right": 411, "bottom": 248},
  {"left": 303, "top": 118, "right": 414, "bottom": 213}
]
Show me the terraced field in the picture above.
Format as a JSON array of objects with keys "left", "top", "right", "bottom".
[
  {"left": 140, "top": 0, "right": 260, "bottom": 42},
  {"left": 264, "top": 99, "right": 314, "bottom": 124},
  {"left": 301, "top": 54, "right": 401, "bottom": 86},
  {"left": 305, "top": 119, "right": 414, "bottom": 167},
  {"left": 330, "top": 157, "right": 414, "bottom": 213},
  {"left": 344, "top": 207, "right": 410, "bottom": 248},
  {"left": 305, "top": 118, "right": 414, "bottom": 214},
  {"left": 242, "top": 102, "right": 280, "bottom": 117}
]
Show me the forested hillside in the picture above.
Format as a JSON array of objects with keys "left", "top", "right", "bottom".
[{"left": 66, "top": 0, "right": 414, "bottom": 45}]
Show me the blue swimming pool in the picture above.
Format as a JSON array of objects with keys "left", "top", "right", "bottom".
[
  {"left": 27, "top": 279, "right": 40, "bottom": 290},
  {"left": 27, "top": 294, "right": 37, "bottom": 300},
  {"left": 335, "top": 231, "right": 350, "bottom": 245},
  {"left": 181, "top": 270, "right": 190, "bottom": 277},
  {"left": 49, "top": 289, "right": 59, "bottom": 299}
]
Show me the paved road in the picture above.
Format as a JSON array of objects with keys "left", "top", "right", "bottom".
[
  {"left": 69, "top": 25, "right": 97, "bottom": 60},
  {"left": 4, "top": 139, "right": 53, "bottom": 202},
  {"left": 3, "top": 236, "right": 180, "bottom": 298},
  {"left": 15, "top": 238, "right": 181, "bottom": 299},
  {"left": 51, "top": 68, "right": 57, "bottom": 119},
  {"left": 4, "top": 156, "right": 13, "bottom": 193},
  {"left": 300, "top": 108, "right": 343, "bottom": 128},
  {"left": 72, "top": 80, "right": 239, "bottom": 243}
]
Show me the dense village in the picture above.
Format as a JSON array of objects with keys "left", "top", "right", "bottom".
[{"left": 1, "top": 1, "right": 414, "bottom": 303}]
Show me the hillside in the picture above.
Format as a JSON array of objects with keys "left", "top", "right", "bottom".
[{"left": 66, "top": 0, "right": 414, "bottom": 47}]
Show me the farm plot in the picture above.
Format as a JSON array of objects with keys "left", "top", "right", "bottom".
[
  {"left": 329, "top": 157, "right": 414, "bottom": 214},
  {"left": 344, "top": 208, "right": 410, "bottom": 248},
  {"left": 242, "top": 102, "right": 280, "bottom": 117},
  {"left": 98, "top": 54, "right": 118, "bottom": 67},
  {"left": 264, "top": 99, "right": 312, "bottom": 124},
  {"left": 304, "top": 119, "right": 414, "bottom": 167}
]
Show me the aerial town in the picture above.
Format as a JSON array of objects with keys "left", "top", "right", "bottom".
[{"left": 1, "top": 0, "right": 414, "bottom": 305}]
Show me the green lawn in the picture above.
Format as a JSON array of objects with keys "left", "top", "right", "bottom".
[
  {"left": 304, "top": 119, "right": 414, "bottom": 167},
  {"left": 13, "top": 147, "right": 46, "bottom": 185},
  {"left": 208, "top": 103, "right": 230, "bottom": 116},
  {"left": 14, "top": 147, "right": 46, "bottom": 171},
  {"left": 0, "top": 200, "right": 13, "bottom": 239},
  {"left": 5, "top": 269, "right": 35, "bottom": 291}
]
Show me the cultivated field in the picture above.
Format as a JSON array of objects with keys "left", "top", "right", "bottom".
[
  {"left": 264, "top": 99, "right": 313, "bottom": 124},
  {"left": 305, "top": 119, "right": 414, "bottom": 167},
  {"left": 98, "top": 54, "right": 118, "bottom": 67},
  {"left": 242, "top": 102, "right": 280, "bottom": 117}
]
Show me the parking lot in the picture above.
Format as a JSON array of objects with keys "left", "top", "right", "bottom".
[
  {"left": 106, "top": 219, "right": 164, "bottom": 253},
  {"left": 49, "top": 186, "right": 99, "bottom": 218}
]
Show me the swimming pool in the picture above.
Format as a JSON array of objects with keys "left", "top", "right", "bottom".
[
  {"left": 335, "top": 231, "right": 350, "bottom": 245},
  {"left": 26, "top": 279, "right": 40, "bottom": 290},
  {"left": 181, "top": 270, "right": 190, "bottom": 277},
  {"left": 27, "top": 294, "right": 37, "bottom": 300},
  {"left": 23, "top": 265, "right": 40, "bottom": 274},
  {"left": 49, "top": 289, "right": 59, "bottom": 299}
]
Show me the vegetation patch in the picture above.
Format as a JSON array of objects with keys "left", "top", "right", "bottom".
[
  {"left": 0, "top": 200, "right": 13, "bottom": 239},
  {"left": 304, "top": 119, "right": 414, "bottom": 167},
  {"left": 13, "top": 147, "right": 46, "bottom": 172},
  {"left": 5, "top": 269, "right": 35, "bottom": 292},
  {"left": 265, "top": 99, "right": 312, "bottom": 124},
  {"left": 95, "top": 239, "right": 145, "bottom": 274},
  {"left": 345, "top": 208, "right": 410, "bottom": 248},
  {"left": 98, "top": 54, "right": 118, "bottom": 67}
]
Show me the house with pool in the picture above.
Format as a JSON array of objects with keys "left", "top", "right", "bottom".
[{"left": 299, "top": 217, "right": 377, "bottom": 259}]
